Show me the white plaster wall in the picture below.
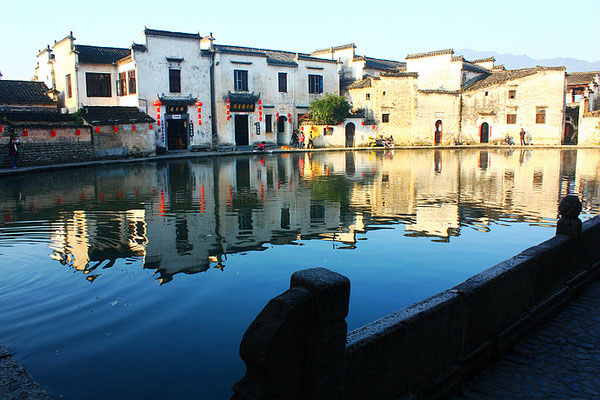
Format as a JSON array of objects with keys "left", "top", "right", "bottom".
[
  {"left": 76, "top": 63, "right": 120, "bottom": 109},
  {"left": 133, "top": 34, "right": 212, "bottom": 147},
  {"left": 406, "top": 54, "right": 462, "bottom": 91},
  {"left": 213, "top": 52, "right": 338, "bottom": 146},
  {"left": 49, "top": 38, "right": 80, "bottom": 112},
  {"left": 116, "top": 60, "right": 139, "bottom": 107}
]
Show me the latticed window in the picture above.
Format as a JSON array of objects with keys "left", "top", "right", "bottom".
[
  {"left": 86, "top": 72, "right": 111, "bottom": 97},
  {"left": 536, "top": 108, "right": 546, "bottom": 124},
  {"left": 234, "top": 70, "right": 248, "bottom": 91},
  {"left": 506, "top": 113, "right": 517, "bottom": 124},
  {"left": 118, "top": 72, "right": 127, "bottom": 96},
  {"left": 128, "top": 70, "right": 136, "bottom": 94},
  {"left": 308, "top": 74, "right": 323, "bottom": 94},
  {"left": 169, "top": 69, "right": 181, "bottom": 93},
  {"left": 508, "top": 90, "right": 516, "bottom": 99},
  {"left": 382, "top": 114, "right": 390, "bottom": 123}
]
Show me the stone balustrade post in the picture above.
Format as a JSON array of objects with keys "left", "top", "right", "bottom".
[
  {"left": 232, "top": 267, "right": 350, "bottom": 400},
  {"left": 556, "top": 195, "right": 582, "bottom": 239}
]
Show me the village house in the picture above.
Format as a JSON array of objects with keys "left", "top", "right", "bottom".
[
  {"left": 209, "top": 43, "right": 339, "bottom": 148},
  {"left": 342, "top": 48, "right": 567, "bottom": 146},
  {"left": 0, "top": 80, "right": 93, "bottom": 167},
  {"left": 565, "top": 71, "right": 600, "bottom": 144}
]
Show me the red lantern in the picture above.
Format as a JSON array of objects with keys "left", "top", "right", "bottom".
[
  {"left": 51, "top": 129, "right": 56, "bottom": 137},
  {"left": 23, "top": 129, "right": 28, "bottom": 137},
  {"left": 114, "top": 125, "right": 118, "bottom": 133},
  {"left": 154, "top": 100, "right": 162, "bottom": 106},
  {"left": 287, "top": 113, "right": 291, "bottom": 119},
  {"left": 276, "top": 113, "right": 279, "bottom": 118},
  {"left": 372, "top": 125, "right": 375, "bottom": 130},
  {"left": 0, "top": 125, "right": 3, "bottom": 133},
  {"left": 196, "top": 101, "right": 203, "bottom": 107},
  {"left": 95, "top": 126, "right": 100, "bottom": 133},
  {"left": 339, "top": 122, "right": 342, "bottom": 126},
  {"left": 76, "top": 129, "right": 81, "bottom": 136},
  {"left": 132, "top": 125, "right": 136, "bottom": 131},
  {"left": 226, "top": 98, "right": 230, "bottom": 103},
  {"left": 157, "top": 120, "right": 161, "bottom": 126},
  {"left": 361, "top": 121, "right": 365, "bottom": 126},
  {"left": 258, "top": 100, "right": 262, "bottom": 104},
  {"left": 149, "top": 124, "right": 153, "bottom": 130}
]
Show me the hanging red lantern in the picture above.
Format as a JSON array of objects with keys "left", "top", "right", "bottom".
[
  {"left": 361, "top": 121, "right": 365, "bottom": 126},
  {"left": 196, "top": 101, "right": 203, "bottom": 107},
  {"left": 149, "top": 124, "right": 153, "bottom": 130},
  {"left": 258, "top": 100, "right": 262, "bottom": 104},
  {"left": 226, "top": 98, "right": 230, "bottom": 104},
  {"left": 114, "top": 125, "right": 118, "bottom": 133},
  {"left": 287, "top": 113, "right": 291, "bottom": 119},
  {"left": 132, "top": 125, "right": 136, "bottom": 131},
  {"left": 76, "top": 129, "right": 81, "bottom": 136},
  {"left": 276, "top": 113, "right": 279, "bottom": 118},
  {"left": 154, "top": 100, "right": 162, "bottom": 106},
  {"left": 23, "top": 129, "right": 28, "bottom": 137},
  {"left": 372, "top": 125, "right": 375, "bottom": 130},
  {"left": 95, "top": 126, "right": 100, "bottom": 133},
  {"left": 339, "top": 122, "right": 342, "bottom": 126},
  {"left": 0, "top": 125, "right": 3, "bottom": 133},
  {"left": 51, "top": 129, "right": 56, "bottom": 137},
  {"left": 157, "top": 120, "right": 161, "bottom": 126}
]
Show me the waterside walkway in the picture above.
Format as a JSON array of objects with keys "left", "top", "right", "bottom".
[{"left": 456, "top": 277, "right": 600, "bottom": 399}]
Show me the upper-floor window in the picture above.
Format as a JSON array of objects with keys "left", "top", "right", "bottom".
[
  {"left": 118, "top": 72, "right": 127, "bottom": 96},
  {"left": 508, "top": 89, "right": 516, "bottom": 99},
  {"left": 506, "top": 113, "right": 517, "bottom": 124},
  {"left": 234, "top": 70, "right": 248, "bottom": 91},
  {"left": 308, "top": 74, "right": 323, "bottom": 94},
  {"left": 66, "top": 74, "right": 72, "bottom": 99},
  {"left": 169, "top": 69, "right": 181, "bottom": 93},
  {"left": 278, "top": 73, "right": 287, "bottom": 92},
  {"left": 536, "top": 108, "right": 546, "bottom": 124},
  {"left": 382, "top": 113, "right": 390, "bottom": 123},
  {"left": 85, "top": 72, "right": 111, "bottom": 97},
  {"left": 128, "top": 70, "right": 136, "bottom": 94},
  {"left": 366, "top": 93, "right": 371, "bottom": 100}
]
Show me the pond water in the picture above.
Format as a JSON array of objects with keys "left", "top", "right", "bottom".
[{"left": 1, "top": 148, "right": 599, "bottom": 399}]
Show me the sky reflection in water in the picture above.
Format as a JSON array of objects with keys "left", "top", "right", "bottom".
[{"left": 1, "top": 148, "right": 599, "bottom": 399}]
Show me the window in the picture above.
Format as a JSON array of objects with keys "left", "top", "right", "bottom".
[
  {"left": 366, "top": 93, "right": 371, "bottom": 100},
  {"left": 66, "top": 74, "right": 72, "bottom": 99},
  {"left": 308, "top": 74, "right": 323, "bottom": 94},
  {"left": 382, "top": 113, "right": 390, "bottom": 123},
  {"left": 85, "top": 72, "right": 111, "bottom": 97},
  {"left": 278, "top": 72, "right": 287, "bottom": 92},
  {"left": 128, "top": 70, "right": 136, "bottom": 94},
  {"left": 118, "top": 72, "right": 127, "bottom": 96},
  {"left": 536, "top": 108, "right": 546, "bottom": 124},
  {"left": 383, "top": 91, "right": 386, "bottom": 96},
  {"left": 265, "top": 114, "right": 272, "bottom": 133},
  {"left": 506, "top": 113, "right": 517, "bottom": 124},
  {"left": 234, "top": 70, "right": 248, "bottom": 91},
  {"left": 169, "top": 69, "right": 181, "bottom": 93},
  {"left": 508, "top": 90, "right": 516, "bottom": 99},
  {"left": 485, "top": 91, "right": 489, "bottom": 96}
]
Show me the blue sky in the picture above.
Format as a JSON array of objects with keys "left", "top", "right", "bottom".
[{"left": 1, "top": 0, "right": 599, "bottom": 80}]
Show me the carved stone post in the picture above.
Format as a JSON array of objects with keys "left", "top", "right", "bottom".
[
  {"left": 556, "top": 195, "right": 582, "bottom": 239},
  {"left": 232, "top": 268, "right": 350, "bottom": 400}
]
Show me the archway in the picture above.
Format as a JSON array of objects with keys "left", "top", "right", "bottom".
[
  {"left": 480, "top": 122, "right": 489, "bottom": 143},
  {"left": 434, "top": 120, "right": 443, "bottom": 145},
  {"left": 563, "top": 123, "right": 577, "bottom": 145},
  {"left": 345, "top": 123, "right": 355, "bottom": 147},
  {"left": 277, "top": 116, "right": 287, "bottom": 145}
]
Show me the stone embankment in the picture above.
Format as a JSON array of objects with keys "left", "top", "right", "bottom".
[
  {"left": 231, "top": 196, "right": 600, "bottom": 399},
  {"left": 0, "top": 344, "right": 50, "bottom": 400}
]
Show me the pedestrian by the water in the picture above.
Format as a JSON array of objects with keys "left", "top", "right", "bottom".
[
  {"left": 8, "top": 137, "right": 19, "bottom": 169},
  {"left": 299, "top": 131, "right": 305, "bottom": 149},
  {"left": 291, "top": 130, "right": 299, "bottom": 148},
  {"left": 519, "top": 128, "right": 526, "bottom": 145}
]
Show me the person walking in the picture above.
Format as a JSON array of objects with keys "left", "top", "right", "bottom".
[
  {"left": 299, "top": 131, "right": 305, "bottom": 149},
  {"left": 8, "top": 138, "right": 18, "bottom": 169},
  {"left": 519, "top": 128, "right": 526, "bottom": 145}
]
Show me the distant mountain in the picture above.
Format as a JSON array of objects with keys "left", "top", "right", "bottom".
[{"left": 457, "top": 49, "right": 600, "bottom": 73}]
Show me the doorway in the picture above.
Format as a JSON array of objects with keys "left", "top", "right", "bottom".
[
  {"left": 480, "top": 122, "right": 489, "bottom": 143},
  {"left": 435, "top": 120, "right": 443, "bottom": 145},
  {"left": 345, "top": 123, "right": 355, "bottom": 147},
  {"left": 277, "top": 116, "right": 287, "bottom": 145},
  {"left": 235, "top": 115, "right": 249, "bottom": 146},
  {"left": 167, "top": 119, "right": 188, "bottom": 150}
]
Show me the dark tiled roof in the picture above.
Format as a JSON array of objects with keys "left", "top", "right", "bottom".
[
  {"left": 214, "top": 44, "right": 336, "bottom": 66},
  {"left": 355, "top": 56, "right": 406, "bottom": 71},
  {"left": 75, "top": 45, "right": 130, "bottom": 64},
  {"left": 405, "top": 49, "right": 454, "bottom": 60},
  {"left": 347, "top": 77, "right": 376, "bottom": 89},
  {"left": 463, "top": 68, "right": 538, "bottom": 91},
  {"left": 132, "top": 43, "right": 147, "bottom": 52},
  {"left": 80, "top": 106, "right": 154, "bottom": 125},
  {"left": 144, "top": 28, "right": 201, "bottom": 40},
  {"left": 472, "top": 57, "right": 495, "bottom": 63},
  {"left": 380, "top": 71, "right": 418, "bottom": 78},
  {"left": 567, "top": 71, "right": 600, "bottom": 86},
  {"left": 158, "top": 95, "right": 198, "bottom": 105},
  {"left": 462, "top": 61, "right": 490, "bottom": 73},
  {"left": 0, "top": 80, "right": 54, "bottom": 104},
  {"left": 311, "top": 43, "right": 356, "bottom": 55},
  {"left": 226, "top": 92, "right": 260, "bottom": 102},
  {"left": 0, "top": 110, "right": 81, "bottom": 127}
]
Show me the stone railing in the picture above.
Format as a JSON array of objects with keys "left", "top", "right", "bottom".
[{"left": 231, "top": 196, "right": 600, "bottom": 399}]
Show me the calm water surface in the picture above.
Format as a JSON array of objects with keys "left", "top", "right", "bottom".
[{"left": 1, "top": 148, "right": 599, "bottom": 399}]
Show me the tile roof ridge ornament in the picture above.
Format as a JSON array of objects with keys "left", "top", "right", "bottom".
[{"left": 405, "top": 48, "right": 454, "bottom": 60}]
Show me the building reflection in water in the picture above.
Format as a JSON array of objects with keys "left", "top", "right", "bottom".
[{"left": 2, "top": 149, "right": 599, "bottom": 284}]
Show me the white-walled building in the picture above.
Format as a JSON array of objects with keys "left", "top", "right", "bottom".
[{"left": 210, "top": 44, "right": 339, "bottom": 147}]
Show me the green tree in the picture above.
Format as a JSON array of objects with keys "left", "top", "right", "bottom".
[{"left": 309, "top": 94, "right": 351, "bottom": 125}]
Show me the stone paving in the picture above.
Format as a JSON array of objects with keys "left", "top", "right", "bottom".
[{"left": 456, "top": 279, "right": 600, "bottom": 399}]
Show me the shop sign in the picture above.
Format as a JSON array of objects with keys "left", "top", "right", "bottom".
[
  {"left": 230, "top": 101, "right": 255, "bottom": 112},
  {"left": 167, "top": 105, "right": 187, "bottom": 114}
]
